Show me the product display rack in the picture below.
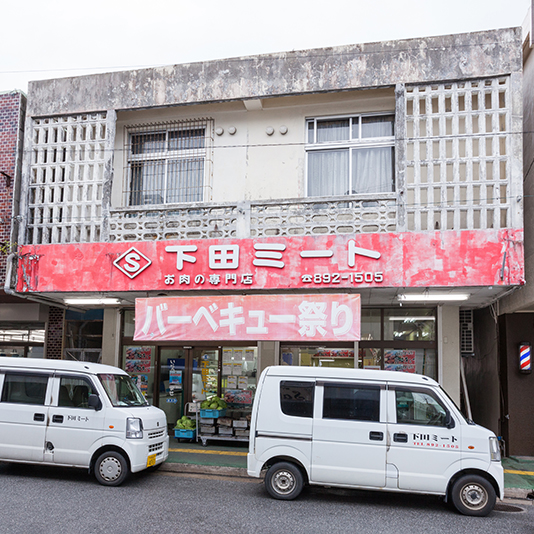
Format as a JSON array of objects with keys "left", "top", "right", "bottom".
[{"left": 195, "top": 404, "right": 252, "bottom": 446}]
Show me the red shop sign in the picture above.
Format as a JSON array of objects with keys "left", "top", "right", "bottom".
[
  {"left": 16, "top": 229, "right": 524, "bottom": 293},
  {"left": 134, "top": 294, "right": 361, "bottom": 342}
]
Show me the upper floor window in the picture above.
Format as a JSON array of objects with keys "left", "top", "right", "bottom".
[
  {"left": 124, "top": 119, "right": 213, "bottom": 206},
  {"left": 306, "top": 114, "right": 395, "bottom": 197}
]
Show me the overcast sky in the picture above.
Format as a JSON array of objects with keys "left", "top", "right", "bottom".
[{"left": 1, "top": 0, "right": 531, "bottom": 93}]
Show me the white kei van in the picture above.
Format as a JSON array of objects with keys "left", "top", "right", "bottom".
[
  {"left": 247, "top": 366, "right": 503, "bottom": 516},
  {"left": 0, "top": 357, "right": 169, "bottom": 486}
]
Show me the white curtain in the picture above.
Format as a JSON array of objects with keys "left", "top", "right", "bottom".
[
  {"left": 167, "top": 158, "right": 204, "bottom": 203},
  {"left": 361, "top": 116, "right": 394, "bottom": 138},
  {"left": 307, "top": 150, "right": 349, "bottom": 197},
  {"left": 316, "top": 119, "right": 350, "bottom": 143},
  {"left": 308, "top": 147, "right": 393, "bottom": 197},
  {"left": 352, "top": 147, "right": 394, "bottom": 194}
]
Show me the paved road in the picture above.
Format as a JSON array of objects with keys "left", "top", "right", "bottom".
[{"left": 0, "top": 462, "right": 533, "bottom": 534}]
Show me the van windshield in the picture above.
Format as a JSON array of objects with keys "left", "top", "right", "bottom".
[{"left": 98, "top": 374, "right": 148, "bottom": 407}]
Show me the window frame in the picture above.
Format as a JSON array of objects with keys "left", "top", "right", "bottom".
[
  {"left": 125, "top": 121, "right": 211, "bottom": 207},
  {"left": 56, "top": 374, "right": 97, "bottom": 409},
  {"left": 305, "top": 112, "right": 395, "bottom": 198},
  {"left": 0, "top": 371, "right": 51, "bottom": 406},
  {"left": 392, "top": 386, "right": 453, "bottom": 428},
  {"left": 322, "top": 382, "right": 382, "bottom": 422},
  {"left": 280, "top": 380, "right": 315, "bottom": 418}
]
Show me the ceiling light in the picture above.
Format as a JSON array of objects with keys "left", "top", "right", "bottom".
[
  {"left": 64, "top": 298, "right": 121, "bottom": 305},
  {"left": 397, "top": 293, "right": 470, "bottom": 302},
  {"left": 388, "top": 316, "right": 436, "bottom": 321}
]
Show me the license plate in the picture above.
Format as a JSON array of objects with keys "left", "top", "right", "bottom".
[{"left": 146, "top": 454, "right": 157, "bottom": 468}]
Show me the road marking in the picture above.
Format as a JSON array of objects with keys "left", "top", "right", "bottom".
[
  {"left": 169, "top": 448, "right": 248, "bottom": 457},
  {"left": 504, "top": 469, "right": 534, "bottom": 476}
]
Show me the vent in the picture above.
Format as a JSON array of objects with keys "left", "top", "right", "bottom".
[{"left": 460, "top": 309, "right": 474, "bottom": 353}]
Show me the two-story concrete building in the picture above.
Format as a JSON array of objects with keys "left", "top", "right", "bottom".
[{"left": 9, "top": 28, "right": 526, "bottom": 439}]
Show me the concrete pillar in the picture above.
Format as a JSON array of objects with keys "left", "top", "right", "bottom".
[
  {"left": 258, "top": 341, "right": 279, "bottom": 375},
  {"left": 102, "top": 308, "right": 121, "bottom": 367},
  {"left": 438, "top": 305, "right": 461, "bottom": 404}
]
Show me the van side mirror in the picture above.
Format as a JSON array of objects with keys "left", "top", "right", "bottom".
[
  {"left": 445, "top": 412, "right": 455, "bottom": 429},
  {"left": 88, "top": 394, "right": 102, "bottom": 411}
]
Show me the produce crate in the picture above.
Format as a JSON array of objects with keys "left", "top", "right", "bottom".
[
  {"left": 200, "top": 425, "right": 217, "bottom": 434},
  {"left": 218, "top": 426, "right": 234, "bottom": 436},
  {"left": 232, "top": 419, "right": 248, "bottom": 428},
  {"left": 218, "top": 417, "right": 233, "bottom": 427},
  {"left": 200, "top": 409, "right": 227, "bottom": 418},
  {"left": 200, "top": 417, "right": 215, "bottom": 425},
  {"left": 174, "top": 429, "right": 196, "bottom": 439}
]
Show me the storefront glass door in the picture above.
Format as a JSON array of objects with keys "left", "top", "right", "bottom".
[
  {"left": 159, "top": 348, "right": 187, "bottom": 428},
  {"left": 158, "top": 347, "right": 220, "bottom": 427}
]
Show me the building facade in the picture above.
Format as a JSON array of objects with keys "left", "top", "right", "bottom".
[
  {"left": 0, "top": 91, "right": 53, "bottom": 359},
  {"left": 462, "top": 16, "right": 534, "bottom": 456},
  {"left": 9, "top": 29, "right": 526, "bottom": 438}
]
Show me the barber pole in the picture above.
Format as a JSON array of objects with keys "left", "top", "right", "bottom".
[{"left": 519, "top": 343, "right": 531, "bottom": 373}]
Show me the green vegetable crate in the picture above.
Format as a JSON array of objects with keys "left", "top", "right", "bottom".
[{"left": 200, "top": 409, "right": 227, "bottom": 418}]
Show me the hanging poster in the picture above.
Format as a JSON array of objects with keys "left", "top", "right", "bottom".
[
  {"left": 124, "top": 346, "right": 152, "bottom": 373},
  {"left": 134, "top": 293, "right": 361, "bottom": 342},
  {"left": 227, "top": 375, "right": 237, "bottom": 388},
  {"left": 134, "top": 374, "right": 148, "bottom": 396},
  {"left": 167, "top": 359, "right": 183, "bottom": 389},
  {"left": 384, "top": 350, "right": 416, "bottom": 373}
]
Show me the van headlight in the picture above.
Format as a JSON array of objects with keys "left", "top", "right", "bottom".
[
  {"left": 126, "top": 417, "right": 143, "bottom": 439},
  {"left": 489, "top": 436, "right": 501, "bottom": 461}
]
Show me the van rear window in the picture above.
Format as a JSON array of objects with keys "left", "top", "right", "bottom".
[
  {"left": 280, "top": 381, "right": 314, "bottom": 418},
  {"left": 1, "top": 374, "right": 48, "bottom": 405}
]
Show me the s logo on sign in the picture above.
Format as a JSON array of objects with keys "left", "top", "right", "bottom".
[{"left": 113, "top": 247, "right": 152, "bottom": 279}]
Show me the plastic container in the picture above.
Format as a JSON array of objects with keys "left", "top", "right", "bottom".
[
  {"left": 200, "top": 409, "right": 227, "bottom": 418},
  {"left": 174, "top": 429, "right": 196, "bottom": 439}
]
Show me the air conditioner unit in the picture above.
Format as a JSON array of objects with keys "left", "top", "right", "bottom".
[{"left": 459, "top": 309, "right": 474, "bottom": 354}]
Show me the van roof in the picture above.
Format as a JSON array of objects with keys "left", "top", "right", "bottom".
[
  {"left": 0, "top": 357, "right": 127, "bottom": 376},
  {"left": 263, "top": 365, "right": 439, "bottom": 387}
]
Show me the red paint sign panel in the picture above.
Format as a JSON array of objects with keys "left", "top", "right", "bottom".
[
  {"left": 134, "top": 294, "right": 361, "bottom": 342},
  {"left": 16, "top": 229, "right": 524, "bottom": 293}
]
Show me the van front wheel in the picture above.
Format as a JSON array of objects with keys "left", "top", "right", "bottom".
[
  {"left": 94, "top": 451, "right": 129, "bottom": 486},
  {"left": 451, "top": 474, "right": 496, "bottom": 516},
  {"left": 265, "top": 462, "right": 303, "bottom": 500}
]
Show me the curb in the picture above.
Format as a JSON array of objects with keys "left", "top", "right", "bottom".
[
  {"left": 161, "top": 462, "right": 249, "bottom": 478},
  {"left": 504, "top": 487, "right": 534, "bottom": 501},
  {"left": 161, "top": 462, "right": 534, "bottom": 501}
]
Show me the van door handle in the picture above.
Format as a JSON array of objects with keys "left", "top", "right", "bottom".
[
  {"left": 34, "top": 413, "right": 45, "bottom": 422},
  {"left": 369, "top": 431, "right": 384, "bottom": 441},
  {"left": 393, "top": 432, "right": 408, "bottom": 443},
  {"left": 52, "top": 415, "right": 64, "bottom": 423}
]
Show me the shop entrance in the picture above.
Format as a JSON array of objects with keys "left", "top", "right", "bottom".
[{"left": 157, "top": 346, "right": 219, "bottom": 427}]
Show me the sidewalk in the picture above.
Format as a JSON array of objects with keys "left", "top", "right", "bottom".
[
  {"left": 502, "top": 456, "right": 534, "bottom": 500},
  {"left": 163, "top": 440, "right": 534, "bottom": 502}
]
